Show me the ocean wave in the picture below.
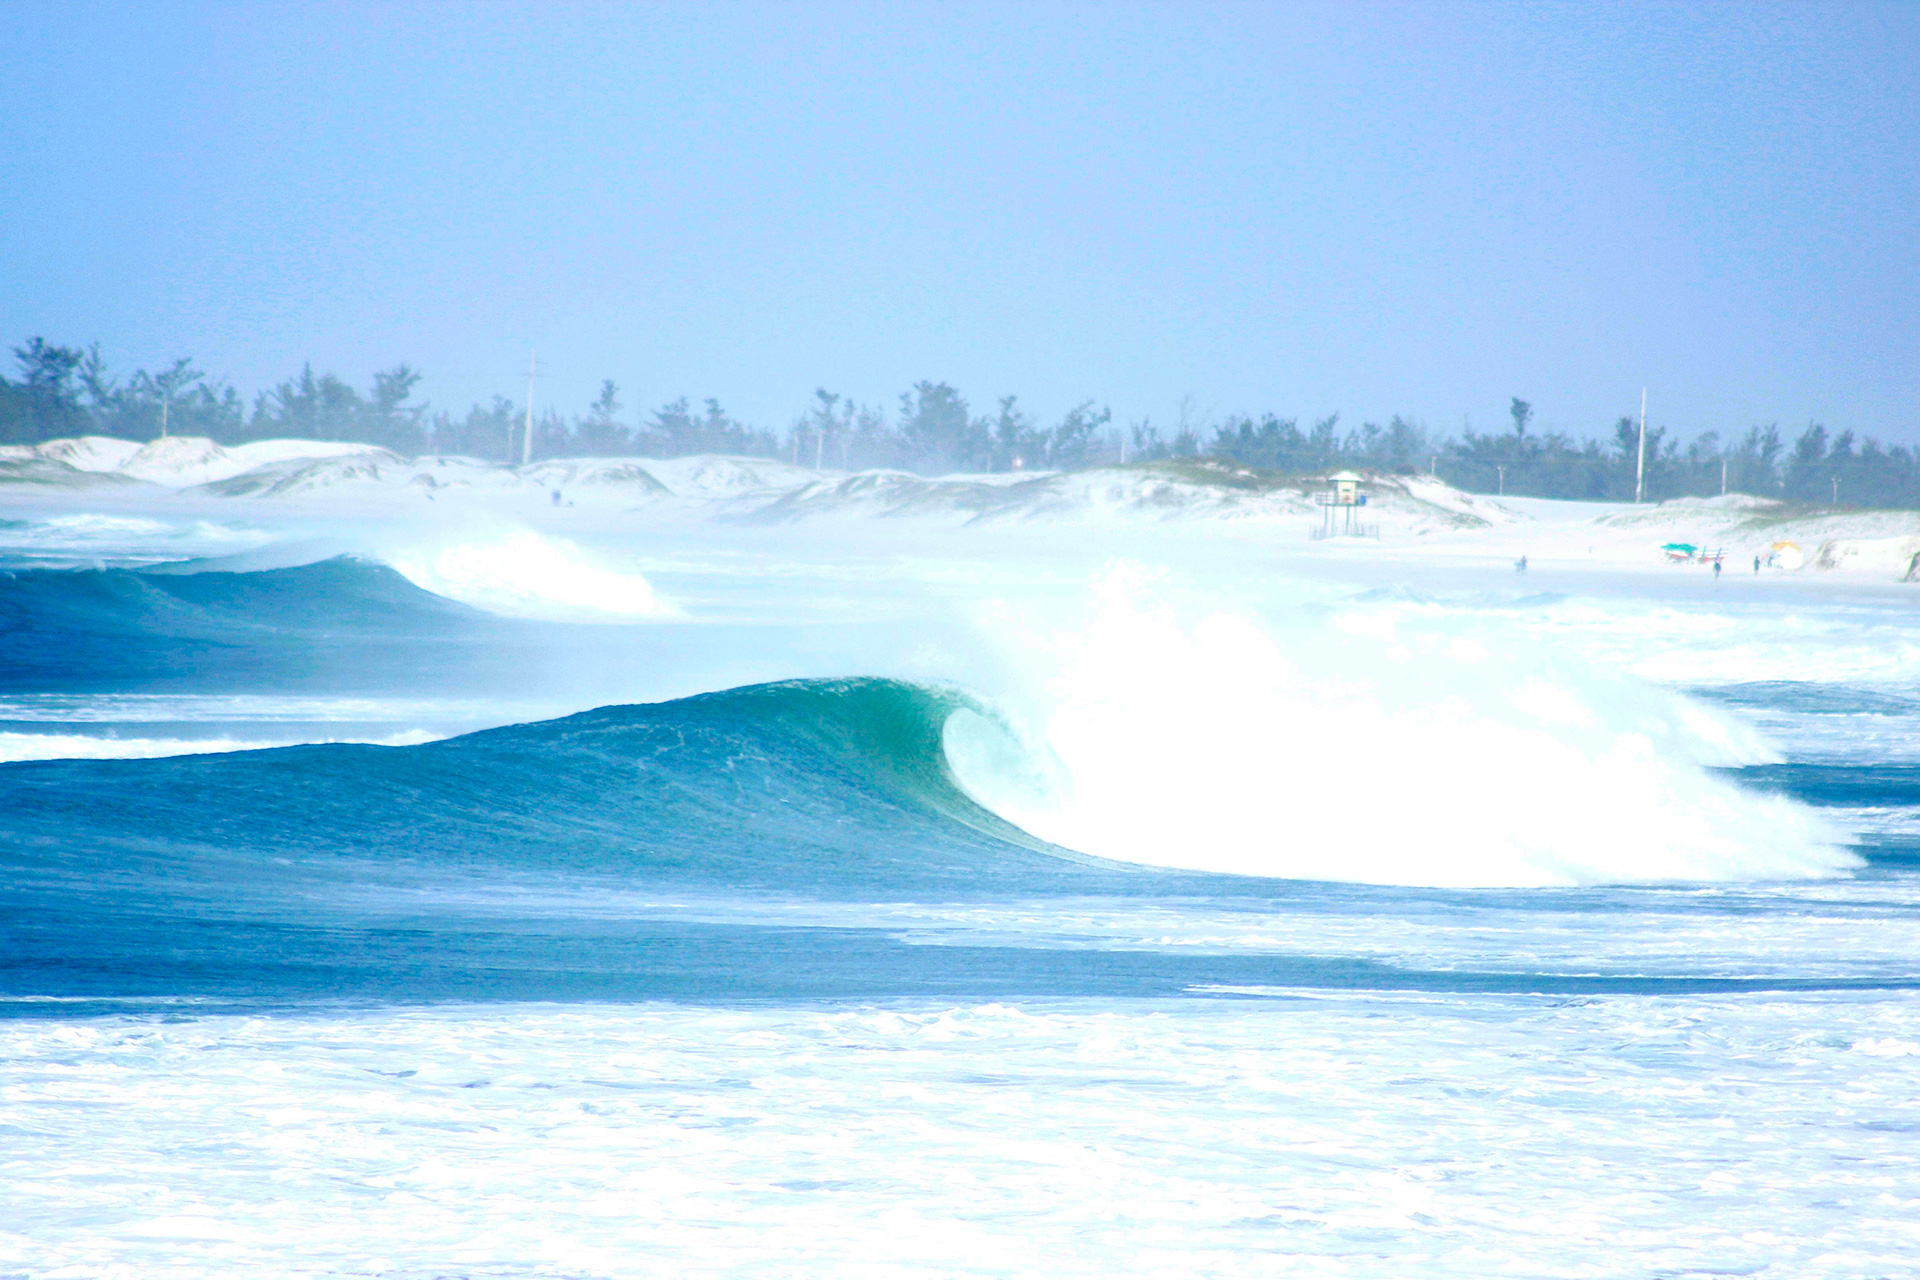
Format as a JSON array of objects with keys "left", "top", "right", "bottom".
[
  {"left": 0, "top": 556, "right": 499, "bottom": 693},
  {"left": 1, "top": 665, "right": 1861, "bottom": 899},
  {"left": 0, "top": 728, "right": 442, "bottom": 763},
  {"left": 381, "top": 529, "right": 680, "bottom": 622},
  {"left": 0, "top": 678, "right": 1093, "bottom": 896},
  {"left": 1, "top": 675, "right": 1903, "bottom": 1005},
  {"left": 941, "top": 565, "right": 1858, "bottom": 887}
]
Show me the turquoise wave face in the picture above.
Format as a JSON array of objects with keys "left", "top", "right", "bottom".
[
  {"left": 0, "top": 557, "right": 521, "bottom": 692},
  {"left": 0, "top": 678, "right": 1180, "bottom": 1005},
  {"left": 0, "top": 678, "right": 1093, "bottom": 891}
]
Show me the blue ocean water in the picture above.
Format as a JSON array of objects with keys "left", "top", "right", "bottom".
[
  {"left": 2, "top": 670, "right": 1917, "bottom": 1009},
  {"left": 2, "top": 524, "right": 1917, "bottom": 1276}
]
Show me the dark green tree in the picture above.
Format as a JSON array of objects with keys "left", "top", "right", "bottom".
[
  {"left": 4, "top": 338, "right": 87, "bottom": 442},
  {"left": 364, "top": 364, "right": 427, "bottom": 452},
  {"left": 251, "top": 365, "right": 364, "bottom": 441},
  {"left": 897, "top": 381, "right": 980, "bottom": 473},
  {"left": 989, "top": 395, "right": 1040, "bottom": 471},
  {"left": 1510, "top": 397, "right": 1533, "bottom": 437},
  {"left": 574, "top": 379, "right": 630, "bottom": 455},
  {"left": 1048, "top": 401, "right": 1112, "bottom": 469}
]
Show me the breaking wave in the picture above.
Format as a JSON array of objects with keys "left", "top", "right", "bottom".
[
  {"left": 941, "top": 566, "right": 1858, "bottom": 887},
  {"left": 1, "top": 668, "right": 1858, "bottom": 900},
  {"left": 0, "top": 673, "right": 1890, "bottom": 1004},
  {"left": 0, "top": 557, "right": 487, "bottom": 692},
  {"left": 381, "top": 529, "right": 679, "bottom": 622}
]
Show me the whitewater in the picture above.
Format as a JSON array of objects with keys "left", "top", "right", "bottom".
[{"left": 3, "top": 442, "right": 1919, "bottom": 1277}]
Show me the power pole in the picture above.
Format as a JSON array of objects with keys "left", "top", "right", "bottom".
[
  {"left": 1721, "top": 458, "right": 1727, "bottom": 496},
  {"left": 1496, "top": 464, "right": 1505, "bottom": 495},
  {"left": 1635, "top": 388, "right": 1647, "bottom": 503},
  {"left": 522, "top": 351, "right": 535, "bottom": 467}
]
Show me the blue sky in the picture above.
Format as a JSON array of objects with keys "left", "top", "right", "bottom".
[{"left": 4, "top": 1, "right": 1915, "bottom": 441}]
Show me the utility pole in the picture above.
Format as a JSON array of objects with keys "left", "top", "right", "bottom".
[
  {"left": 1635, "top": 388, "right": 1647, "bottom": 503},
  {"left": 1832, "top": 476, "right": 1839, "bottom": 506},
  {"left": 160, "top": 397, "right": 168, "bottom": 439},
  {"left": 522, "top": 351, "right": 535, "bottom": 467},
  {"left": 1496, "top": 464, "right": 1505, "bottom": 496},
  {"left": 1721, "top": 458, "right": 1727, "bottom": 497}
]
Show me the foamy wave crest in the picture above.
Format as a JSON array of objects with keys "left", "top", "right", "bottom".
[
  {"left": 0, "top": 729, "right": 442, "bottom": 763},
  {"left": 384, "top": 529, "right": 680, "bottom": 622},
  {"left": 943, "top": 564, "right": 1858, "bottom": 887}
]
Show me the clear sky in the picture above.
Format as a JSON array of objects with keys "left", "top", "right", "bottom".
[{"left": 4, "top": 1, "right": 1915, "bottom": 442}]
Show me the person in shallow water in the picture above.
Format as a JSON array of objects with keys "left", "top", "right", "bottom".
[
  {"left": 1515, "top": 555, "right": 1528, "bottom": 572},
  {"left": 1714, "top": 559, "right": 1722, "bottom": 580}
]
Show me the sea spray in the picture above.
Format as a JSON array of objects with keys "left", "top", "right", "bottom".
[
  {"left": 384, "top": 527, "right": 680, "bottom": 622},
  {"left": 942, "top": 563, "right": 1856, "bottom": 887}
]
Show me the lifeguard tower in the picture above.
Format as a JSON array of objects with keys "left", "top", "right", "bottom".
[{"left": 1313, "top": 470, "right": 1378, "bottom": 539}]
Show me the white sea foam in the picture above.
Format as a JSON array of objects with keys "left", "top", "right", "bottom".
[
  {"left": 0, "top": 512, "right": 275, "bottom": 565},
  {"left": 0, "top": 729, "right": 441, "bottom": 763},
  {"left": 24, "top": 513, "right": 172, "bottom": 538},
  {"left": 0, "top": 694, "right": 541, "bottom": 724},
  {"left": 2, "top": 995, "right": 1916, "bottom": 1279},
  {"left": 945, "top": 564, "right": 1855, "bottom": 887},
  {"left": 383, "top": 527, "right": 681, "bottom": 621}
]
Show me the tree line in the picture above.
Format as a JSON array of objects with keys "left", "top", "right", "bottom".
[{"left": 3, "top": 336, "right": 1914, "bottom": 507}]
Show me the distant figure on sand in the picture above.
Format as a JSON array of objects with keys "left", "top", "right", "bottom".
[
  {"left": 1515, "top": 555, "right": 1528, "bottom": 573},
  {"left": 551, "top": 489, "right": 563, "bottom": 506},
  {"left": 1713, "top": 559, "right": 1722, "bottom": 580},
  {"left": 1754, "top": 555, "right": 1761, "bottom": 574}
]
